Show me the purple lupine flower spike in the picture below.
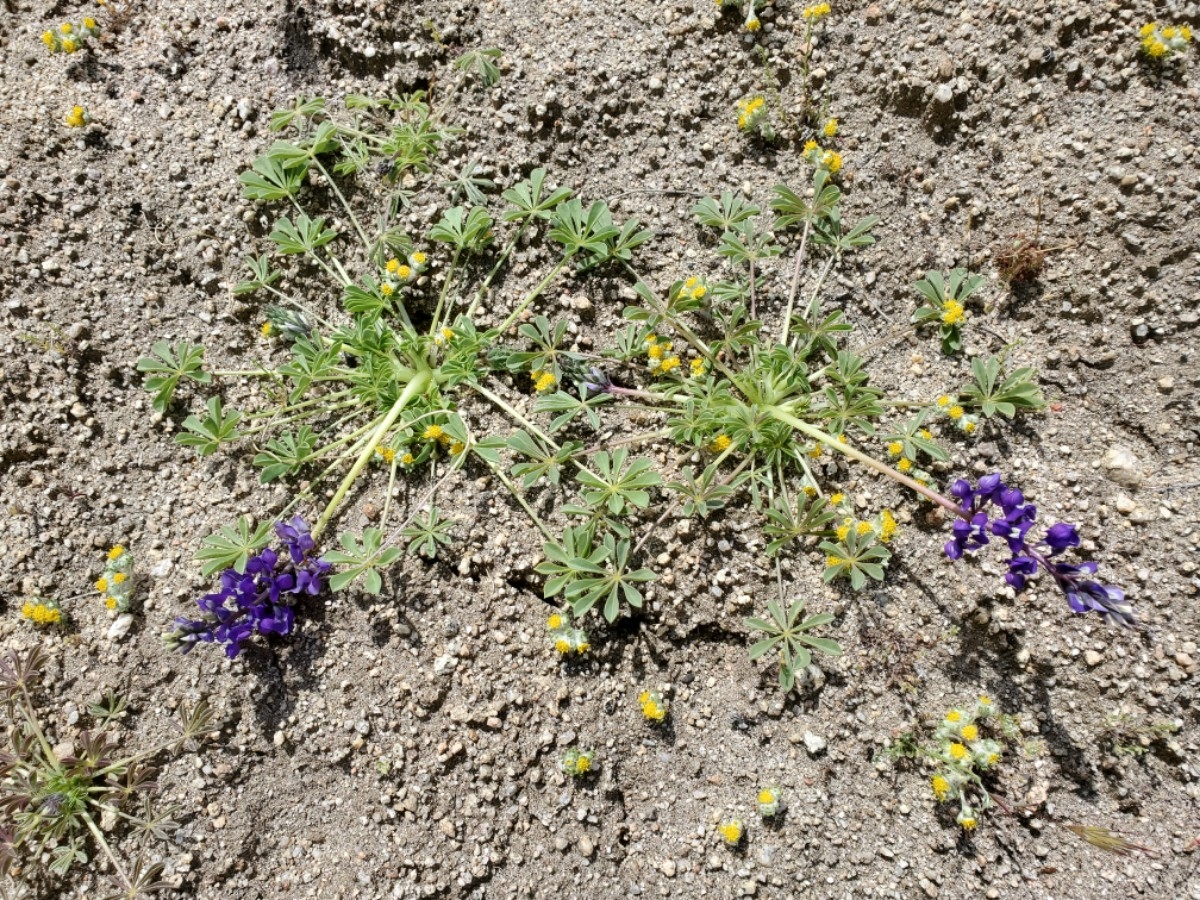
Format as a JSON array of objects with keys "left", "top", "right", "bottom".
[
  {"left": 164, "top": 515, "right": 329, "bottom": 656},
  {"left": 943, "top": 473, "right": 1134, "bottom": 628}
]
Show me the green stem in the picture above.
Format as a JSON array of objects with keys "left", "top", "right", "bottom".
[
  {"left": 81, "top": 810, "right": 132, "bottom": 890},
  {"left": 21, "top": 688, "right": 60, "bottom": 771},
  {"left": 288, "top": 198, "right": 350, "bottom": 287},
  {"left": 313, "top": 371, "right": 431, "bottom": 538},
  {"left": 381, "top": 454, "right": 399, "bottom": 530},
  {"left": 239, "top": 389, "right": 354, "bottom": 421},
  {"left": 767, "top": 406, "right": 962, "bottom": 517},
  {"left": 298, "top": 413, "right": 380, "bottom": 463},
  {"left": 239, "top": 400, "right": 362, "bottom": 437},
  {"left": 429, "top": 246, "right": 462, "bottom": 337},
  {"left": 469, "top": 381, "right": 561, "bottom": 452},
  {"left": 464, "top": 222, "right": 530, "bottom": 321},
  {"left": 496, "top": 257, "right": 570, "bottom": 335},
  {"left": 780, "top": 218, "right": 812, "bottom": 346},
  {"left": 208, "top": 368, "right": 277, "bottom": 378},
  {"left": 313, "top": 158, "right": 372, "bottom": 253}
]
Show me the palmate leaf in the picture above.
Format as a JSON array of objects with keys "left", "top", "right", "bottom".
[
  {"left": 561, "top": 534, "right": 656, "bottom": 622},
  {"left": 175, "top": 396, "right": 241, "bottom": 457},
  {"left": 270, "top": 212, "right": 338, "bottom": 255},
  {"left": 501, "top": 167, "right": 573, "bottom": 223},
  {"left": 574, "top": 448, "right": 662, "bottom": 516},
  {"left": 819, "top": 529, "right": 891, "bottom": 590},
  {"left": 136, "top": 339, "right": 210, "bottom": 412},
  {"left": 429, "top": 205, "right": 494, "bottom": 252},
  {"left": 693, "top": 191, "right": 760, "bottom": 230},
  {"left": 252, "top": 426, "right": 317, "bottom": 483},
  {"left": 233, "top": 253, "right": 282, "bottom": 295},
  {"left": 548, "top": 199, "right": 620, "bottom": 258},
  {"left": 322, "top": 527, "right": 402, "bottom": 593},
  {"left": 454, "top": 48, "right": 503, "bottom": 87},
  {"left": 745, "top": 598, "right": 842, "bottom": 692},
  {"left": 239, "top": 154, "right": 306, "bottom": 201},
  {"left": 195, "top": 516, "right": 273, "bottom": 576},
  {"left": 508, "top": 430, "right": 579, "bottom": 487},
  {"left": 763, "top": 491, "right": 836, "bottom": 556},
  {"left": 962, "top": 354, "right": 1046, "bottom": 418},
  {"left": 533, "top": 389, "right": 610, "bottom": 433},
  {"left": 536, "top": 525, "right": 604, "bottom": 598},
  {"left": 401, "top": 507, "right": 456, "bottom": 559}
]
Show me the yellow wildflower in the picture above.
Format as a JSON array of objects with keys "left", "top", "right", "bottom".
[
  {"left": 690, "top": 358, "right": 707, "bottom": 378},
  {"left": 576, "top": 641, "right": 590, "bottom": 654},
  {"left": 555, "top": 638, "right": 571, "bottom": 654},
  {"left": 108, "top": 546, "right": 126, "bottom": 560},
  {"left": 401, "top": 452, "right": 415, "bottom": 465},
  {"left": 946, "top": 711, "right": 962, "bottom": 722},
  {"left": 880, "top": 509, "right": 897, "bottom": 543},
  {"left": 43, "top": 31, "right": 55, "bottom": 48},
  {"left": 380, "top": 283, "right": 394, "bottom": 296},
  {"left": 823, "top": 118, "right": 838, "bottom": 137},
  {"left": 61, "top": 22, "right": 73, "bottom": 33},
  {"left": 964, "top": 421, "right": 977, "bottom": 435},
  {"left": 958, "top": 811, "right": 978, "bottom": 830},
  {"left": 411, "top": 251, "right": 427, "bottom": 265},
  {"left": 376, "top": 446, "right": 396, "bottom": 463},
  {"left": 105, "top": 598, "right": 117, "bottom": 610},
  {"left": 386, "top": 258, "right": 400, "bottom": 272},
  {"left": 803, "top": 139, "right": 819, "bottom": 154},
  {"left": 112, "top": 572, "right": 127, "bottom": 585},
  {"left": 802, "top": 2, "right": 831, "bottom": 19},
  {"left": 658, "top": 356, "right": 681, "bottom": 374},
  {"left": 746, "top": 16, "right": 760, "bottom": 32},
  {"left": 95, "top": 578, "right": 108, "bottom": 592},
  {"left": 533, "top": 371, "right": 557, "bottom": 392},
  {"left": 856, "top": 520, "right": 873, "bottom": 536},
  {"left": 949, "top": 743, "right": 968, "bottom": 761},
  {"left": 449, "top": 441, "right": 466, "bottom": 456},
  {"left": 710, "top": 434, "right": 732, "bottom": 452},
  {"left": 829, "top": 492, "right": 845, "bottom": 504},
  {"left": 825, "top": 555, "right": 844, "bottom": 567},
  {"left": 919, "top": 429, "right": 933, "bottom": 440},
  {"left": 836, "top": 521, "right": 850, "bottom": 541},
  {"left": 808, "top": 444, "right": 823, "bottom": 459},
  {"left": 948, "top": 406, "right": 964, "bottom": 420},
  {"left": 942, "top": 300, "right": 965, "bottom": 325},
  {"left": 931, "top": 775, "right": 950, "bottom": 801},
  {"left": 802, "top": 485, "right": 817, "bottom": 498},
  {"left": 898, "top": 458, "right": 913, "bottom": 472},
  {"left": 422, "top": 424, "right": 444, "bottom": 441},
  {"left": 261, "top": 322, "right": 273, "bottom": 337},
  {"left": 21, "top": 601, "right": 62, "bottom": 626},
  {"left": 887, "top": 441, "right": 903, "bottom": 457},
  {"left": 64, "top": 105, "right": 88, "bottom": 128},
  {"left": 718, "top": 819, "right": 744, "bottom": 846},
  {"left": 986, "top": 752, "right": 1000, "bottom": 766},
  {"left": 758, "top": 789, "right": 776, "bottom": 805},
  {"left": 1140, "top": 23, "right": 1156, "bottom": 37},
  {"left": 961, "top": 724, "right": 979, "bottom": 741},
  {"left": 62, "top": 38, "right": 78, "bottom": 53},
  {"left": 822, "top": 150, "right": 843, "bottom": 174},
  {"left": 397, "top": 264, "right": 412, "bottom": 279},
  {"left": 936, "top": 395, "right": 951, "bottom": 407},
  {"left": 83, "top": 17, "right": 97, "bottom": 29},
  {"left": 575, "top": 753, "right": 591, "bottom": 772}
]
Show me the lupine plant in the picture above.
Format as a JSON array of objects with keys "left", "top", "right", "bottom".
[
  {"left": 0, "top": 647, "right": 215, "bottom": 893},
  {"left": 139, "top": 87, "right": 1129, "bottom": 684}
]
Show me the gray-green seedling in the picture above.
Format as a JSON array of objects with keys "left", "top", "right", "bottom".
[{"left": 0, "top": 647, "right": 214, "bottom": 894}]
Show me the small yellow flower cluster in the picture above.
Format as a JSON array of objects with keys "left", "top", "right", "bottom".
[
  {"left": 681, "top": 275, "right": 707, "bottom": 302},
  {"left": 926, "top": 696, "right": 1005, "bottom": 831},
  {"left": 381, "top": 250, "right": 426, "bottom": 297},
  {"left": 561, "top": 747, "right": 595, "bottom": 777},
  {"left": 935, "top": 394, "right": 977, "bottom": 435},
  {"left": 1140, "top": 22, "right": 1192, "bottom": 59},
  {"left": 433, "top": 327, "right": 455, "bottom": 347},
  {"left": 548, "top": 610, "right": 589, "bottom": 654},
  {"left": 22, "top": 599, "right": 62, "bottom": 626},
  {"left": 42, "top": 19, "right": 100, "bottom": 54},
  {"left": 756, "top": 785, "right": 782, "bottom": 818},
  {"left": 645, "top": 334, "right": 681, "bottom": 377},
  {"left": 823, "top": 118, "right": 838, "bottom": 137},
  {"left": 420, "top": 423, "right": 463, "bottom": 455},
  {"left": 709, "top": 433, "right": 732, "bottom": 453},
  {"left": 531, "top": 369, "right": 557, "bottom": 392},
  {"left": 64, "top": 105, "right": 90, "bottom": 128},
  {"left": 803, "top": 139, "right": 843, "bottom": 174},
  {"left": 736, "top": 95, "right": 766, "bottom": 132},
  {"left": 802, "top": 2, "right": 831, "bottom": 20},
  {"left": 376, "top": 446, "right": 396, "bottom": 464},
  {"left": 941, "top": 299, "right": 965, "bottom": 326},
  {"left": 96, "top": 545, "right": 134, "bottom": 612},
  {"left": 638, "top": 689, "right": 668, "bottom": 722},
  {"left": 690, "top": 358, "right": 707, "bottom": 378},
  {"left": 833, "top": 509, "right": 898, "bottom": 544},
  {"left": 717, "top": 818, "right": 744, "bottom": 846}
]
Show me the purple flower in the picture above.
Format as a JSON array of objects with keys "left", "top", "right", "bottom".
[
  {"left": 164, "top": 516, "right": 328, "bottom": 657},
  {"left": 943, "top": 474, "right": 1134, "bottom": 628},
  {"left": 581, "top": 366, "right": 614, "bottom": 397}
]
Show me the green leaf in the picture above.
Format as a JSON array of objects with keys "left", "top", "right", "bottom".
[
  {"left": 401, "top": 507, "right": 456, "bottom": 559},
  {"left": 454, "top": 48, "right": 503, "bottom": 87},
  {"left": 322, "top": 528, "right": 402, "bottom": 594},
  {"left": 136, "top": 340, "right": 210, "bottom": 412},
  {"left": 195, "top": 517, "right": 273, "bottom": 577},
  {"left": 239, "top": 154, "right": 306, "bottom": 201},
  {"left": 252, "top": 426, "right": 317, "bottom": 483},
  {"left": 270, "top": 212, "right": 338, "bottom": 255},
  {"left": 502, "top": 168, "right": 573, "bottom": 223},
  {"left": 693, "top": 192, "right": 760, "bottom": 230},
  {"left": 175, "top": 396, "right": 241, "bottom": 457}
]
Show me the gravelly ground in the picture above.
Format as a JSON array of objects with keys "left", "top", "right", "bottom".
[{"left": 1, "top": 0, "right": 1199, "bottom": 897}]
